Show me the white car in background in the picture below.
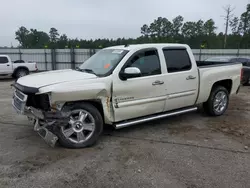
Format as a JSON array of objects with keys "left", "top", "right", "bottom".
[{"left": 0, "top": 55, "right": 38, "bottom": 79}]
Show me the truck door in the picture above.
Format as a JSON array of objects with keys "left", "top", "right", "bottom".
[
  {"left": 112, "top": 48, "right": 167, "bottom": 122},
  {"left": 161, "top": 48, "right": 199, "bottom": 111},
  {"left": 0, "top": 56, "right": 12, "bottom": 75}
]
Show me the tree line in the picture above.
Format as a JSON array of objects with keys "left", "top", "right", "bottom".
[{"left": 15, "top": 3, "right": 250, "bottom": 49}]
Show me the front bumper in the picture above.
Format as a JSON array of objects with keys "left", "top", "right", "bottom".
[
  {"left": 12, "top": 88, "right": 70, "bottom": 121},
  {"left": 12, "top": 88, "right": 70, "bottom": 147}
]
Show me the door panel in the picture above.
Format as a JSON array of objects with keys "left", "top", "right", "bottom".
[
  {"left": 161, "top": 48, "right": 199, "bottom": 111},
  {"left": 112, "top": 49, "right": 166, "bottom": 122},
  {"left": 0, "top": 57, "right": 12, "bottom": 74}
]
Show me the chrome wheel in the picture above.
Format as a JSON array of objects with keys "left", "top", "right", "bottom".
[
  {"left": 61, "top": 109, "right": 95, "bottom": 144},
  {"left": 213, "top": 91, "right": 228, "bottom": 113}
]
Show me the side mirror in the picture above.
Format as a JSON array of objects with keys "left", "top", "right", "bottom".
[{"left": 119, "top": 67, "right": 141, "bottom": 80}]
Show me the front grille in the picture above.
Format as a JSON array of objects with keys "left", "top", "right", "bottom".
[
  {"left": 15, "top": 90, "right": 25, "bottom": 100},
  {"left": 12, "top": 89, "right": 28, "bottom": 114}
]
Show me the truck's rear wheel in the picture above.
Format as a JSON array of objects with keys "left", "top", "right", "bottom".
[
  {"left": 57, "top": 102, "right": 103, "bottom": 149},
  {"left": 15, "top": 68, "right": 29, "bottom": 78},
  {"left": 203, "top": 86, "right": 229, "bottom": 116}
]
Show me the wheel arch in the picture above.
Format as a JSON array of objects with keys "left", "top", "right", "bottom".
[
  {"left": 62, "top": 98, "right": 113, "bottom": 125},
  {"left": 12, "top": 66, "right": 29, "bottom": 77},
  {"left": 211, "top": 79, "right": 233, "bottom": 95}
]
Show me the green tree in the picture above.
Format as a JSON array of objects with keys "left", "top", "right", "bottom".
[
  {"left": 230, "top": 17, "right": 240, "bottom": 35},
  {"left": 15, "top": 26, "right": 30, "bottom": 48},
  {"left": 49, "top": 27, "right": 59, "bottom": 43},
  {"left": 181, "top": 22, "right": 197, "bottom": 38},
  {"left": 172, "top": 15, "right": 184, "bottom": 36},
  {"left": 141, "top": 24, "right": 150, "bottom": 36},
  {"left": 203, "top": 19, "right": 217, "bottom": 36}
]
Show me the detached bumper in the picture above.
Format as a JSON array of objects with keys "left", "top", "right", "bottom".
[{"left": 12, "top": 89, "right": 70, "bottom": 147}]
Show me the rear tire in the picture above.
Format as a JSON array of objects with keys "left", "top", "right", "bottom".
[
  {"left": 15, "top": 68, "right": 29, "bottom": 79},
  {"left": 56, "top": 102, "right": 103, "bottom": 149},
  {"left": 203, "top": 86, "right": 229, "bottom": 116}
]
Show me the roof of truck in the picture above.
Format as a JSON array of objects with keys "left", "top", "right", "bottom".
[{"left": 105, "top": 43, "right": 189, "bottom": 51}]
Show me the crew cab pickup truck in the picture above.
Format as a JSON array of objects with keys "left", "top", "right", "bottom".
[
  {"left": 11, "top": 44, "right": 242, "bottom": 148},
  {"left": 0, "top": 55, "right": 38, "bottom": 79}
]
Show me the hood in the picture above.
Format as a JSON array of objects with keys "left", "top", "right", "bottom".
[{"left": 17, "top": 69, "right": 97, "bottom": 88}]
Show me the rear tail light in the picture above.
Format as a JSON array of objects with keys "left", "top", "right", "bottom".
[{"left": 35, "top": 63, "right": 38, "bottom": 70}]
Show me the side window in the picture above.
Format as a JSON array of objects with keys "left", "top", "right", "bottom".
[
  {"left": 0, "top": 57, "right": 9, "bottom": 64},
  {"left": 163, "top": 49, "right": 192, "bottom": 73},
  {"left": 125, "top": 49, "right": 161, "bottom": 77}
]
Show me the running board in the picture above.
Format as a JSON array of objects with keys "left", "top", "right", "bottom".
[{"left": 114, "top": 107, "right": 198, "bottom": 130}]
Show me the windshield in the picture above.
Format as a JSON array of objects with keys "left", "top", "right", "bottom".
[{"left": 78, "top": 49, "right": 129, "bottom": 76}]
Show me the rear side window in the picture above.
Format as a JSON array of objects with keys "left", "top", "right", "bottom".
[
  {"left": 0, "top": 57, "right": 9, "bottom": 64},
  {"left": 163, "top": 49, "right": 192, "bottom": 73}
]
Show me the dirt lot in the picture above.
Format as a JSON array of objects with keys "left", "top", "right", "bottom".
[{"left": 0, "top": 80, "right": 250, "bottom": 188}]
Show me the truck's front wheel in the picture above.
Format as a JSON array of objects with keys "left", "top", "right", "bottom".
[
  {"left": 57, "top": 102, "right": 103, "bottom": 148},
  {"left": 203, "top": 86, "right": 229, "bottom": 116}
]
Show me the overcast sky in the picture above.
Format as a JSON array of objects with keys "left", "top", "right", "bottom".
[{"left": 1, "top": 0, "right": 249, "bottom": 46}]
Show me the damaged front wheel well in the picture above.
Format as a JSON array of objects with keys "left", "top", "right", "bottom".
[{"left": 63, "top": 100, "right": 104, "bottom": 121}]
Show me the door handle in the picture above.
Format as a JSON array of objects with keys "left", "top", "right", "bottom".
[
  {"left": 152, "top": 80, "right": 164, "bottom": 85},
  {"left": 186, "top": 75, "right": 196, "bottom": 80},
  {"left": 7, "top": 64, "right": 10, "bottom": 66}
]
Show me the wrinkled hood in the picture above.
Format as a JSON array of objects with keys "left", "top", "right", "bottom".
[{"left": 17, "top": 69, "right": 97, "bottom": 88}]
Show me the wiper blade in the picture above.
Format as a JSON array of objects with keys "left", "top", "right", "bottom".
[{"left": 77, "top": 68, "right": 97, "bottom": 75}]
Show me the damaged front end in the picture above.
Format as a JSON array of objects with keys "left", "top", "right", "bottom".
[{"left": 12, "top": 83, "right": 70, "bottom": 147}]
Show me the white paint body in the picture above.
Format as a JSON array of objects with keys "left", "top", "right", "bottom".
[
  {"left": 16, "top": 44, "right": 242, "bottom": 124},
  {"left": 0, "top": 55, "right": 37, "bottom": 77}
]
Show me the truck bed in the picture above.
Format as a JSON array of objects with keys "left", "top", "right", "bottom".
[
  {"left": 195, "top": 62, "right": 242, "bottom": 104},
  {"left": 196, "top": 60, "right": 241, "bottom": 67}
]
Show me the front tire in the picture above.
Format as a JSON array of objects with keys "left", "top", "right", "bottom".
[
  {"left": 56, "top": 102, "right": 103, "bottom": 149},
  {"left": 203, "top": 86, "right": 229, "bottom": 116}
]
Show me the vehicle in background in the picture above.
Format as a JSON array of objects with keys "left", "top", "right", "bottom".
[
  {"left": 0, "top": 55, "right": 38, "bottom": 79},
  {"left": 198, "top": 56, "right": 250, "bottom": 86},
  {"left": 12, "top": 44, "right": 242, "bottom": 149}
]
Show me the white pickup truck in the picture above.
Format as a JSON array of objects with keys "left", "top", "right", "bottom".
[
  {"left": 0, "top": 55, "right": 38, "bottom": 79},
  {"left": 12, "top": 44, "right": 242, "bottom": 148}
]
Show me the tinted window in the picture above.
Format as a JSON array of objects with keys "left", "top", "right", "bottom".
[
  {"left": 0, "top": 57, "right": 8, "bottom": 64},
  {"left": 14, "top": 60, "right": 25, "bottom": 63},
  {"left": 163, "top": 49, "right": 191, "bottom": 73},
  {"left": 126, "top": 49, "right": 161, "bottom": 77}
]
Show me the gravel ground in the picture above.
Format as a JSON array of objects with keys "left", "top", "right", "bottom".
[{"left": 0, "top": 79, "right": 250, "bottom": 188}]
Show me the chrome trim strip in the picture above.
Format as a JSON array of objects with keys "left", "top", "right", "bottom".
[
  {"left": 115, "top": 107, "right": 197, "bottom": 129},
  {"left": 117, "top": 95, "right": 167, "bottom": 108},
  {"left": 168, "top": 90, "right": 196, "bottom": 99}
]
